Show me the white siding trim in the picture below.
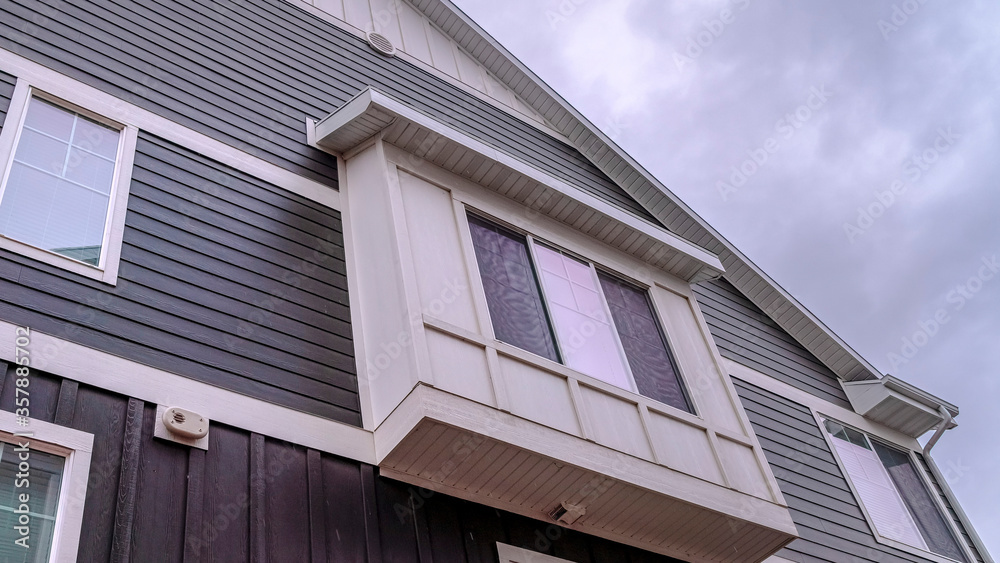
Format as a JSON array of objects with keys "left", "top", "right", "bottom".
[
  {"left": 0, "top": 321, "right": 376, "bottom": 464},
  {"left": 0, "top": 413, "right": 93, "bottom": 563},
  {"left": 0, "top": 47, "right": 340, "bottom": 211}
]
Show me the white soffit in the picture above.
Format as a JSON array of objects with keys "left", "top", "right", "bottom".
[
  {"left": 310, "top": 87, "right": 726, "bottom": 283},
  {"left": 842, "top": 376, "right": 959, "bottom": 438},
  {"left": 408, "top": 0, "right": 882, "bottom": 383}
]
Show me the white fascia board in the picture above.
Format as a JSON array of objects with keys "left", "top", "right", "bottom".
[
  {"left": 416, "top": 0, "right": 884, "bottom": 384},
  {"left": 311, "top": 87, "right": 725, "bottom": 278}
]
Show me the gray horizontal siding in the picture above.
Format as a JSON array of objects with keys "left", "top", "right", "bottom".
[
  {"left": 915, "top": 453, "right": 986, "bottom": 563},
  {"left": 0, "top": 131, "right": 359, "bottom": 424},
  {"left": 693, "top": 278, "right": 851, "bottom": 408},
  {"left": 0, "top": 0, "right": 657, "bottom": 224},
  {"left": 0, "top": 69, "right": 14, "bottom": 130},
  {"left": 734, "top": 377, "right": 957, "bottom": 563}
]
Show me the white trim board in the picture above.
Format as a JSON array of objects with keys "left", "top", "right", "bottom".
[
  {"left": 0, "top": 322, "right": 375, "bottom": 464},
  {"left": 0, "top": 412, "right": 94, "bottom": 563},
  {"left": 0, "top": 47, "right": 340, "bottom": 211}
]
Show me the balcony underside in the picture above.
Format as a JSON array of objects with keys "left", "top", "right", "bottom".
[{"left": 375, "top": 385, "right": 797, "bottom": 563}]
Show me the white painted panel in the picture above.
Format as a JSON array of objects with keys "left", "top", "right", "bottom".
[
  {"left": 369, "top": 0, "right": 404, "bottom": 50},
  {"left": 650, "top": 286, "right": 742, "bottom": 433},
  {"left": 454, "top": 50, "right": 487, "bottom": 93},
  {"left": 342, "top": 0, "right": 373, "bottom": 30},
  {"left": 647, "top": 412, "right": 723, "bottom": 484},
  {"left": 533, "top": 244, "right": 631, "bottom": 391},
  {"left": 579, "top": 386, "right": 653, "bottom": 461},
  {"left": 425, "top": 330, "right": 495, "bottom": 407},
  {"left": 396, "top": 2, "right": 433, "bottom": 63},
  {"left": 498, "top": 356, "right": 580, "bottom": 436},
  {"left": 717, "top": 437, "right": 771, "bottom": 499},
  {"left": 425, "top": 22, "right": 460, "bottom": 79},
  {"left": 345, "top": 146, "right": 416, "bottom": 425},
  {"left": 313, "top": 0, "right": 346, "bottom": 20},
  {"left": 397, "top": 170, "right": 479, "bottom": 332}
]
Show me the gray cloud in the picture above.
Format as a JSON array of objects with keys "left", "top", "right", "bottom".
[{"left": 456, "top": 0, "right": 1000, "bottom": 553}]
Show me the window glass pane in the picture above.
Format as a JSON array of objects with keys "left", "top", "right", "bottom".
[
  {"left": 467, "top": 216, "right": 559, "bottom": 362},
  {"left": 0, "top": 443, "right": 64, "bottom": 563},
  {"left": 598, "top": 273, "right": 692, "bottom": 413},
  {"left": 873, "top": 442, "right": 968, "bottom": 562},
  {"left": 533, "top": 244, "right": 631, "bottom": 389},
  {"left": 825, "top": 421, "right": 928, "bottom": 549},
  {"left": 0, "top": 97, "right": 119, "bottom": 266}
]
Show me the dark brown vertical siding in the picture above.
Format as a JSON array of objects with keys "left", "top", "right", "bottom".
[
  {"left": 0, "top": 132, "right": 359, "bottom": 424},
  {"left": 1, "top": 367, "right": 689, "bottom": 563}
]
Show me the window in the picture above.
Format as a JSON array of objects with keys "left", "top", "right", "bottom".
[
  {"left": 0, "top": 443, "right": 63, "bottom": 562},
  {"left": 0, "top": 86, "right": 136, "bottom": 284},
  {"left": 468, "top": 213, "right": 692, "bottom": 414},
  {"left": 823, "top": 419, "right": 968, "bottom": 562},
  {"left": 0, "top": 411, "right": 93, "bottom": 563}
]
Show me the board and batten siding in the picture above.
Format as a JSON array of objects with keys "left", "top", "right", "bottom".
[
  {"left": 693, "top": 278, "right": 853, "bottom": 408},
  {"left": 0, "top": 131, "right": 359, "bottom": 424},
  {"left": 733, "top": 377, "right": 985, "bottom": 563},
  {"left": 0, "top": 0, "right": 656, "bottom": 224},
  {"left": 0, "top": 362, "right": 683, "bottom": 563}
]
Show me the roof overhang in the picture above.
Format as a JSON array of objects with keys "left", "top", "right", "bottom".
[
  {"left": 408, "top": 0, "right": 884, "bottom": 383},
  {"left": 842, "top": 376, "right": 959, "bottom": 437},
  {"left": 308, "top": 87, "right": 725, "bottom": 284}
]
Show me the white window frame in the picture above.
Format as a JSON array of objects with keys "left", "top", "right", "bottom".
[
  {"left": 464, "top": 208, "right": 695, "bottom": 416},
  {"left": 816, "top": 413, "right": 974, "bottom": 563},
  {"left": 0, "top": 78, "right": 138, "bottom": 285},
  {"left": 0, "top": 410, "right": 94, "bottom": 563},
  {"left": 497, "top": 542, "right": 577, "bottom": 563}
]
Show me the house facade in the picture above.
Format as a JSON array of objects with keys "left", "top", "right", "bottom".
[{"left": 0, "top": 0, "right": 991, "bottom": 562}]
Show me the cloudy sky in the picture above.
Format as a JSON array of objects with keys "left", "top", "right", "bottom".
[{"left": 452, "top": 0, "right": 999, "bottom": 554}]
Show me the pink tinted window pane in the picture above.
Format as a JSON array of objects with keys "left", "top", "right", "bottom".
[{"left": 533, "top": 244, "right": 630, "bottom": 389}]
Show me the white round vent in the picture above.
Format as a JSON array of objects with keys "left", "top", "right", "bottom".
[{"left": 366, "top": 31, "right": 397, "bottom": 57}]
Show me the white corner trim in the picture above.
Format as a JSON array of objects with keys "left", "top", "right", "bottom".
[
  {"left": 0, "top": 47, "right": 340, "bottom": 211},
  {"left": 0, "top": 321, "right": 375, "bottom": 464},
  {"left": 0, "top": 413, "right": 93, "bottom": 563}
]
